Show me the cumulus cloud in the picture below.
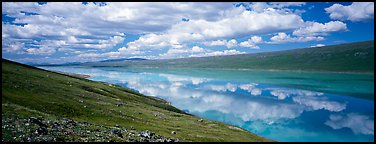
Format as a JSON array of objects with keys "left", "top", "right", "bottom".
[
  {"left": 202, "top": 40, "right": 227, "bottom": 47},
  {"left": 268, "top": 32, "right": 324, "bottom": 44},
  {"left": 189, "top": 49, "right": 246, "bottom": 57},
  {"left": 239, "top": 83, "right": 262, "bottom": 96},
  {"left": 2, "top": 41, "right": 24, "bottom": 53},
  {"left": 292, "top": 96, "right": 346, "bottom": 112},
  {"left": 2, "top": 2, "right": 354, "bottom": 62},
  {"left": 269, "top": 2, "right": 306, "bottom": 8},
  {"left": 2, "top": 2, "right": 235, "bottom": 56},
  {"left": 248, "top": 2, "right": 306, "bottom": 14},
  {"left": 26, "top": 47, "right": 55, "bottom": 55},
  {"left": 325, "top": 113, "right": 374, "bottom": 135},
  {"left": 325, "top": 2, "right": 374, "bottom": 22},
  {"left": 238, "top": 36, "right": 263, "bottom": 49},
  {"left": 124, "top": 5, "right": 305, "bottom": 51},
  {"left": 292, "top": 21, "right": 348, "bottom": 36},
  {"left": 310, "top": 44, "right": 326, "bottom": 47},
  {"left": 204, "top": 83, "right": 237, "bottom": 92},
  {"left": 119, "top": 73, "right": 306, "bottom": 122},
  {"left": 203, "top": 36, "right": 262, "bottom": 49},
  {"left": 268, "top": 88, "right": 323, "bottom": 100},
  {"left": 159, "top": 46, "right": 206, "bottom": 58}
]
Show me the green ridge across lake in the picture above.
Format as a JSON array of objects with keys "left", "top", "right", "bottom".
[
  {"left": 79, "top": 40, "right": 374, "bottom": 73},
  {"left": 2, "top": 59, "right": 272, "bottom": 142}
]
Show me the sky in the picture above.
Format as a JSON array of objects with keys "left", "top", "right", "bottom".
[{"left": 2, "top": 2, "right": 374, "bottom": 64}]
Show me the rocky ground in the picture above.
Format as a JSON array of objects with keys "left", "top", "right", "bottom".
[{"left": 2, "top": 114, "right": 179, "bottom": 142}]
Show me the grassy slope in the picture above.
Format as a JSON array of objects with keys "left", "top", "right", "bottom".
[
  {"left": 2, "top": 59, "right": 271, "bottom": 142},
  {"left": 83, "top": 40, "right": 374, "bottom": 73}
]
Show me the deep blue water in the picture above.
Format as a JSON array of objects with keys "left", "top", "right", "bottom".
[{"left": 38, "top": 66, "right": 374, "bottom": 142}]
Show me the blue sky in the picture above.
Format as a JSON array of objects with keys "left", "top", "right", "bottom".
[{"left": 2, "top": 2, "right": 374, "bottom": 64}]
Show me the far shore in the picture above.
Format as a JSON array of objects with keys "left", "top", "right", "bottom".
[{"left": 52, "top": 70, "right": 91, "bottom": 79}]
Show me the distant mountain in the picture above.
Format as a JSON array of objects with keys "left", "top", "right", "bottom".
[
  {"left": 80, "top": 40, "right": 374, "bottom": 73},
  {"left": 33, "top": 62, "right": 82, "bottom": 66},
  {"left": 99, "top": 58, "right": 147, "bottom": 62},
  {"left": 33, "top": 58, "right": 147, "bottom": 66}
]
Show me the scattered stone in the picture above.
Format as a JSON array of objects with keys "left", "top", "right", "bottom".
[
  {"left": 79, "top": 100, "right": 84, "bottom": 103},
  {"left": 35, "top": 127, "right": 48, "bottom": 135},
  {"left": 111, "top": 129, "right": 123, "bottom": 138},
  {"left": 28, "top": 117, "right": 47, "bottom": 127},
  {"left": 111, "top": 129, "right": 121, "bottom": 135},
  {"left": 79, "top": 121, "right": 89, "bottom": 125},
  {"left": 171, "top": 131, "right": 176, "bottom": 134},
  {"left": 139, "top": 130, "right": 151, "bottom": 138},
  {"left": 52, "top": 122, "right": 60, "bottom": 128},
  {"left": 116, "top": 103, "right": 124, "bottom": 107},
  {"left": 3, "top": 115, "right": 180, "bottom": 142}
]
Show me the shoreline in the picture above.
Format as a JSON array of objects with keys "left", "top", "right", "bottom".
[
  {"left": 52, "top": 70, "right": 91, "bottom": 79},
  {"left": 126, "top": 67, "right": 374, "bottom": 75}
]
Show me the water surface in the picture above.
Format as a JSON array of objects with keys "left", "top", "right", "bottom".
[{"left": 39, "top": 66, "right": 374, "bottom": 142}]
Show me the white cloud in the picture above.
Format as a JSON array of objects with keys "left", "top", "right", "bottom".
[
  {"left": 119, "top": 73, "right": 306, "bottom": 122},
  {"left": 250, "top": 35, "right": 263, "bottom": 43},
  {"left": 203, "top": 39, "right": 241, "bottom": 48},
  {"left": 226, "top": 39, "right": 238, "bottom": 48},
  {"left": 268, "top": 88, "right": 323, "bottom": 100},
  {"left": 189, "top": 49, "right": 246, "bottom": 57},
  {"left": 239, "top": 83, "right": 262, "bottom": 96},
  {"left": 310, "top": 44, "right": 326, "bottom": 47},
  {"left": 158, "top": 46, "right": 206, "bottom": 59},
  {"left": 269, "top": 32, "right": 324, "bottom": 44},
  {"left": 203, "top": 40, "right": 227, "bottom": 46},
  {"left": 177, "top": 46, "right": 204, "bottom": 54},
  {"left": 126, "top": 5, "right": 305, "bottom": 51},
  {"left": 2, "top": 2, "right": 235, "bottom": 56},
  {"left": 292, "top": 21, "right": 347, "bottom": 36},
  {"left": 292, "top": 96, "right": 346, "bottom": 112},
  {"left": 325, "top": 113, "right": 374, "bottom": 135},
  {"left": 118, "top": 47, "right": 143, "bottom": 55},
  {"left": 77, "top": 53, "right": 101, "bottom": 58},
  {"left": 325, "top": 2, "right": 374, "bottom": 22},
  {"left": 191, "top": 46, "right": 205, "bottom": 53},
  {"left": 204, "top": 36, "right": 262, "bottom": 49},
  {"left": 203, "top": 39, "right": 238, "bottom": 48},
  {"left": 248, "top": 2, "right": 306, "bottom": 14},
  {"left": 239, "top": 36, "right": 263, "bottom": 49},
  {"left": 2, "top": 2, "right": 355, "bottom": 62},
  {"left": 26, "top": 46, "right": 55, "bottom": 55},
  {"left": 2, "top": 41, "right": 24, "bottom": 53},
  {"left": 269, "top": 2, "right": 306, "bottom": 8},
  {"left": 204, "top": 83, "right": 237, "bottom": 92}
]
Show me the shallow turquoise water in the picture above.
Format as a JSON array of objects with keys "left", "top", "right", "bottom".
[{"left": 39, "top": 66, "right": 374, "bottom": 142}]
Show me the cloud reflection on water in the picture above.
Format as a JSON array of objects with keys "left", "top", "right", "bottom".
[
  {"left": 325, "top": 113, "right": 374, "bottom": 135},
  {"left": 121, "top": 72, "right": 350, "bottom": 123},
  {"left": 37, "top": 66, "right": 374, "bottom": 141}
]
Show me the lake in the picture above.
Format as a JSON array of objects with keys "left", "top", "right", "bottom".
[{"left": 38, "top": 66, "right": 374, "bottom": 142}]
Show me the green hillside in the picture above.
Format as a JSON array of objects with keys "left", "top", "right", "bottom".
[
  {"left": 83, "top": 40, "right": 374, "bottom": 73},
  {"left": 2, "top": 59, "right": 271, "bottom": 142}
]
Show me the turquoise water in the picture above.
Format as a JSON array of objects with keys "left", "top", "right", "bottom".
[{"left": 39, "top": 66, "right": 374, "bottom": 142}]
